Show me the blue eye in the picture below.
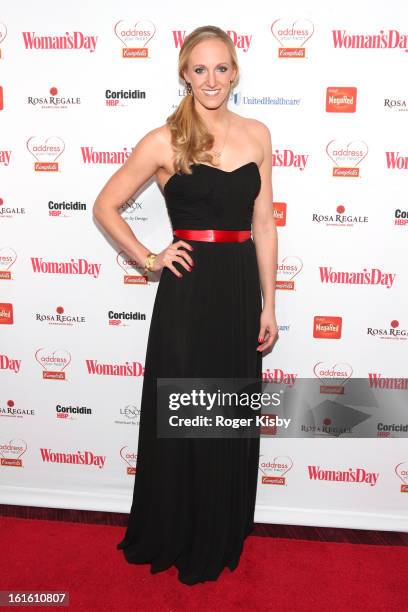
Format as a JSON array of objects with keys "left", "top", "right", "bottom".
[{"left": 194, "top": 67, "right": 204, "bottom": 74}]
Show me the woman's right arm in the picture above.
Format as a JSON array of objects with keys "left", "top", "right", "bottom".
[{"left": 92, "top": 127, "right": 166, "bottom": 267}]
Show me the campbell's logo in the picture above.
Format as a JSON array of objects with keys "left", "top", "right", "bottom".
[
  {"left": 319, "top": 266, "right": 396, "bottom": 289},
  {"left": 0, "top": 247, "right": 17, "bottom": 279},
  {"left": 273, "top": 202, "right": 286, "bottom": 226},
  {"left": 35, "top": 347, "right": 72, "bottom": 380},
  {"left": 35, "top": 305, "right": 86, "bottom": 327},
  {"left": 114, "top": 19, "right": 156, "bottom": 58},
  {"left": 0, "top": 353, "right": 21, "bottom": 373},
  {"left": 326, "top": 139, "right": 368, "bottom": 177},
  {"left": 273, "top": 149, "right": 308, "bottom": 171},
  {"left": 259, "top": 455, "right": 293, "bottom": 485},
  {"left": 27, "top": 86, "right": 81, "bottom": 109},
  {"left": 332, "top": 29, "right": 408, "bottom": 54},
  {"left": 30, "top": 257, "right": 101, "bottom": 278},
  {"left": 0, "top": 439, "right": 27, "bottom": 467},
  {"left": 120, "top": 446, "right": 137, "bottom": 474},
  {"left": 85, "top": 360, "right": 144, "bottom": 377},
  {"left": 395, "top": 461, "right": 408, "bottom": 492},
  {"left": 368, "top": 373, "right": 408, "bottom": 389},
  {"left": 308, "top": 465, "right": 379, "bottom": 486},
  {"left": 0, "top": 303, "right": 13, "bottom": 324},
  {"left": 386, "top": 152, "right": 408, "bottom": 170},
  {"left": 367, "top": 319, "right": 408, "bottom": 340},
  {"left": 313, "top": 361, "right": 353, "bottom": 394},
  {"left": 81, "top": 146, "right": 132, "bottom": 164},
  {"left": 312, "top": 204, "right": 368, "bottom": 227},
  {"left": 326, "top": 87, "right": 357, "bottom": 112},
  {"left": 22, "top": 31, "right": 98, "bottom": 53},
  {"left": 117, "top": 250, "right": 149, "bottom": 285},
  {"left": 172, "top": 29, "right": 253, "bottom": 53},
  {"left": 262, "top": 368, "right": 297, "bottom": 387},
  {"left": 0, "top": 22, "right": 7, "bottom": 58},
  {"left": 0, "top": 149, "right": 11, "bottom": 166},
  {"left": 313, "top": 316, "right": 342, "bottom": 339},
  {"left": 40, "top": 448, "right": 106, "bottom": 468},
  {"left": 271, "top": 18, "right": 314, "bottom": 58},
  {"left": 26, "top": 136, "right": 65, "bottom": 172},
  {"left": 276, "top": 256, "right": 303, "bottom": 290}
]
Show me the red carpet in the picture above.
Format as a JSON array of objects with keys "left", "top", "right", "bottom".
[{"left": 1, "top": 515, "right": 406, "bottom": 611}]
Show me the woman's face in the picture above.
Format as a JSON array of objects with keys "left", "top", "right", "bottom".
[{"left": 183, "top": 38, "right": 237, "bottom": 111}]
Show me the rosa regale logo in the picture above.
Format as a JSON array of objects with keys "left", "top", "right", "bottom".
[
  {"left": 0, "top": 247, "right": 17, "bottom": 280},
  {"left": 120, "top": 445, "right": 137, "bottom": 474},
  {"left": 276, "top": 256, "right": 303, "bottom": 290},
  {"left": 259, "top": 454, "right": 293, "bottom": 485},
  {"left": 114, "top": 19, "right": 156, "bottom": 58},
  {"left": 326, "top": 139, "right": 368, "bottom": 177},
  {"left": 117, "top": 250, "right": 149, "bottom": 285},
  {"left": 27, "top": 136, "right": 65, "bottom": 172},
  {"left": 271, "top": 18, "right": 314, "bottom": 58},
  {"left": 35, "top": 347, "right": 71, "bottom": 381},
  {"left": 0, "top": 438, "right": 27, "bottom": 467}
]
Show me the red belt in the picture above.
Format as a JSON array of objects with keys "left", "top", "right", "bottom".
[{"left": 173, "top": 229, "right": 251, "bottom": 242}]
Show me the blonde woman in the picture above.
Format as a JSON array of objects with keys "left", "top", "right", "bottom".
[{"left": 93, "top": 25, "right": 278, "bottom": 585}]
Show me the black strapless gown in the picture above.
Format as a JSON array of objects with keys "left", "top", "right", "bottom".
[{"left": 116, "top": 162, "right": 263, "bottom": 585}]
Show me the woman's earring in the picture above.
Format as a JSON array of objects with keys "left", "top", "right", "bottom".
[{"left": 185, "top": 82, "right": 193, "bottom": 96}]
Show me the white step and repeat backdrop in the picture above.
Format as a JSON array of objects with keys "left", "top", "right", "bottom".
[{"left": 1, "top": 1, "right": 408, "bottom": 531}]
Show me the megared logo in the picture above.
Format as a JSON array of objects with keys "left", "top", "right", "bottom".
[
  {"left": 0, "top": 439, "right": 27, "bottom": 467},
  {"left": 114, "top": 19, "right": 156, "bottom": 57},
  {"left": 319, "top": 266, "right": 396, "bottom": 289},
  {"left": 367, "top": 319, "right": 408, "bottom": 340},
  {"left": 395, "top": 461, "right": 408, "bottom": 493},
  {"left": 386, "top": 152, "right": 408, "bottom": 170},
  {"left": 314, "top": 361, "right": 353, "bottom": 394},
  {"left": 0, "top": 303, "right": 13, "bottom": 324},
  {"left": 273, "top": 149, "right": 308, "bottom": 171},
  {"left": 0, "top": 149, "right": 11, "bottom": 166},
  {"left": 40, "top": 448, "right": 106, "bottom": 468},
  {"left": 30, "top": 257, "right": 101, "bottom": 278},
  {"left": 271, "top": 18, "right": 314, "bottom": 58},
  {"left": 172, "top": 29, "right": 253, "bottom": 53},
  {"left": 276, "top": 256, "right": 303, "bottom": 290},
  {"left": 312, "top": 204, "right": 368, "bottom": 227},
  {"left": 81, "top": 146, "right": 132, "bottom": 164},
  {"left": 0, "top": 22, "right": 7, "bottom": 58},
  {"left": 117, "top": 250, "right": 149, "bottom": 285},
  {"left": 308, "top": 465, "right": 379, "bottom": 486},
  {"left": 22, "top": 31, "right": 98, "bottom": 53},
  {"left": 332, "top": 29, "right": 408, "bottom": 54},
  {"left": 35, "top": 347, "right": 72, "bottom": 380},
  {"left": 27, "top": 136, "right": 65, "bottom": 172},
  {"left": 273, "top": 202, "right": 286, "bottom": 226},
  {"left": 326, "top": 139, "right": 368, "bottom": 177},
  {"left": 368, "top": 373, "right": 408, "bottom": 389},
  {"left": 259, "top": 454, "right": 293, "bottom": 485},
  {"left": 313, "top": 316, "right": 342, "bottom": 339},
  {"left": 326, "top": 87, "right": 357, "bottom": 112},
  {"left": 120, "top": 446, "right": 137, "bottom": 475},
  {"left": 0, "top": 354, "right": 21, "bottom": 373},
  {"left": 0, "top": 247, "right": 17, "bottom": 279},
  {"left": 85, "top": 359, "right": 144, "bottom": 377}
]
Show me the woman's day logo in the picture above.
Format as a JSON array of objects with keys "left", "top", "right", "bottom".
[
  {"left": 271, "top": 18, "right": 314, "bottom": 58},
  {"left": 114, "top": 20, "right": 156, "bottom": 58},
  {"left": 35, "top": 348, "right": 71, "bottom": 380},
  {"left": 259, "top": 455, "right": 293, "bottom": 485},
  {"left": 0, "top": 247, "right": 17, "bottom": 279},
  {"left": 0, "top": 439, "right": 27, "bottom": 467},
  {"left": 120, "top": 446, "right": 137, "bottom": 475},
  {"left": 276, "top": 256, "right": 303, "bottom": 290},
  {"left": 326, "top": 139, "right": 369, "bottom": 177},
  {"left": 26, "top": 136, "right": 65, "bottom": 172}
]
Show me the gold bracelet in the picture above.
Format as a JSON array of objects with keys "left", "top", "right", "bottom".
[{"left": 143, "top": 252, "right": 157, "bottom": 274}]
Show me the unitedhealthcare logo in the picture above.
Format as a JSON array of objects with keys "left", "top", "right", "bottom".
[{"left": 230, "top": 90, "right": 301, "bottom": 106}]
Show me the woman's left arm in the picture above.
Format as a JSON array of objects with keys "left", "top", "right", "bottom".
[{"left": 252, "top": 121, "right": 278, "bottom": 352}]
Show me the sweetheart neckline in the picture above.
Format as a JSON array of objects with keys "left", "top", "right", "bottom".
[{"left": 162, "top": 161, "right": 259, "bottom": 193}]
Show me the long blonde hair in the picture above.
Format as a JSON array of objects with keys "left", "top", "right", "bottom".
[{"left": 166, "top": 25, "right": 240, "bottom": 174}]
